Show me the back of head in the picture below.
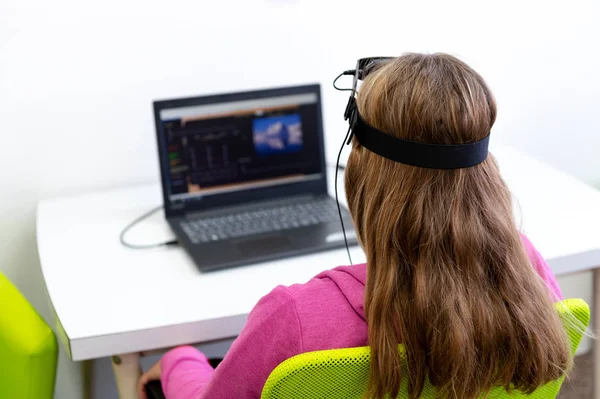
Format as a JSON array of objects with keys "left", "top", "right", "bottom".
[{"left": 344, "top": 53, "right": 570, "bottom": 399}]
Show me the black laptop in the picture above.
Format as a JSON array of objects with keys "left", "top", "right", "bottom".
[{"left": 153, "top": 84, "right": 357, "bottom": 272}]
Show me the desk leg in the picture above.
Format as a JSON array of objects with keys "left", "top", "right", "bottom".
[
  {"left": 594, "top": 268, "right": 600, "bottom": 399},
  {"left": 111, "top": 353, "right": 141, "bottom": 399}
]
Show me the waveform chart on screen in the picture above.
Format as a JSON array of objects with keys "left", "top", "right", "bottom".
[{"left": 252, "top": 114, "right": 303, "bottom": 156}]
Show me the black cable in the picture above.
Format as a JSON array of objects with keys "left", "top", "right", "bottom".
[
  {"left": 119, "top": 205, "right": 179, "bottom": 249},
  {"left": 335, "top": 125, "right": 354, "bottom": 265},
  {"left": 333, "top": 70, "right": 355, "bottom": 92}
]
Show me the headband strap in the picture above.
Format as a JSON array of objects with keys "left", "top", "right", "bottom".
[{"left": 346, "top": 98, "right": 490, "bottom": 169}]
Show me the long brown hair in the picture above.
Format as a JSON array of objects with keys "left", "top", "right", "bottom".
[{"left": 345, "top": 53, "right": 570, "bottom": 399}]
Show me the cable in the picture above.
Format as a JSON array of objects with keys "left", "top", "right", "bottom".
[
  {"left": 335, "top": 125, "right": 354, "bottom": 265},
  {"left": 333, "top": 69, "right": 357, "bottom": 264},
  {"left": 119, "top": 205, "right": 179, "bottom": 249},
  {"left": 333, "top": 70, "right": 355, "bottom": 92}
]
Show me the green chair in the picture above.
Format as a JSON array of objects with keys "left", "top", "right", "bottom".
[
  {"left": 0, "top": 272, "right": 58, "bottom": 399},
  {"left": 262, "top": 298, "right": 590, "bottom": 399}
]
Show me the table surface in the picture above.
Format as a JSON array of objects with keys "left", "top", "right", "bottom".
[{"left": 37, "top": 143, "right": 600, "bottom": 361}]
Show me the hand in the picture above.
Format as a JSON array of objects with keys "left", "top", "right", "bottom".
[{"left": 137, "top": 360, "right": 162, "bottom": 399}]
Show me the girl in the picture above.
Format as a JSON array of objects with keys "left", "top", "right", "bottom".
[{"left": 138, "top": 53, "right": 568, "bottom": 399}]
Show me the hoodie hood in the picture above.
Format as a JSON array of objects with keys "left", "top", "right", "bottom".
[{"left": 314, "top": 263, "right": 367, "bottom": 321}]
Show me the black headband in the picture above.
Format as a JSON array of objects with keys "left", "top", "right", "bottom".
[{"left": 341, "top": 57, "right": 490, "bottom": 169}]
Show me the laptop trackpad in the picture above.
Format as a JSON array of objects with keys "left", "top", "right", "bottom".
[{"left": 235, "top": 235, "right": 293, "bottom": 257}]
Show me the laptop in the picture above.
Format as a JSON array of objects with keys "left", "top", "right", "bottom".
[{"left": 153, "top": 84, "right": 357, "bottom": 272}]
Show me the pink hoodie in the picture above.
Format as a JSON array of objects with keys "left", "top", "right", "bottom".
[{"left": 160, "top": 234, "right": 562, "bottom": 399}]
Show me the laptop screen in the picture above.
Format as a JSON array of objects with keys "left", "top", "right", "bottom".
[{"left": 154, "top": 85, "right": 327, "bottom": 214}]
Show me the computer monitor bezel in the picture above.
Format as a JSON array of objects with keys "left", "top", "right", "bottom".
[{"left": 153, "top": 84, "right": 328, "bottom": 218}]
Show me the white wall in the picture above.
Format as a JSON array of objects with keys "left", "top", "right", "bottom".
[{"left": 1, "top": 0, "right": 598, "bottom": 397}]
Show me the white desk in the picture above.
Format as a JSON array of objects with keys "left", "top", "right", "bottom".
[{"left": 37, "top": 144, "right": 600, "bottom": 399}]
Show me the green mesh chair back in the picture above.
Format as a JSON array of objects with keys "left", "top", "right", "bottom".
[
  {"left": 0, "top": 272, "right": 58, "bottom": 399},
  {"left": 261, "top": 298, "right": 589, "bottom": 399}
]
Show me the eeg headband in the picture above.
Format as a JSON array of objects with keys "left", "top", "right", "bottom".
[{"left": 339, "top": 57, "right": 490, "bottom": 169}]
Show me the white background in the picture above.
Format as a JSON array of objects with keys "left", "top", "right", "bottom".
[{"left": 1, "top": 0, "right": 599, "bottom": 397}]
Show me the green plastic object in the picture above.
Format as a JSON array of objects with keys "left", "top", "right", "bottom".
[
  {"left": 0, "top": 272, "right": 58, "bottom": 398},
  {"left": 262, "top": 298, "right": 590, "bottom": 399}
]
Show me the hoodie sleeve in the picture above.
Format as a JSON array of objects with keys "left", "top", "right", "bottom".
[
  {"left": 160, "top": 285, "right": 303, "bottom": 399},
  {"left": 520, "top": 233, "right": 563, "bottom": 301}
]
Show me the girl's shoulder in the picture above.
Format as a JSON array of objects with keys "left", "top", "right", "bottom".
[{"left": 520, "top": 233, "right": 563, "bottom": 300}]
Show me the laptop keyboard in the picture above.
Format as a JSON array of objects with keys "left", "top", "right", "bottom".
[{"left": 180, "top": 198, "right": 342, "bottom": 244}]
